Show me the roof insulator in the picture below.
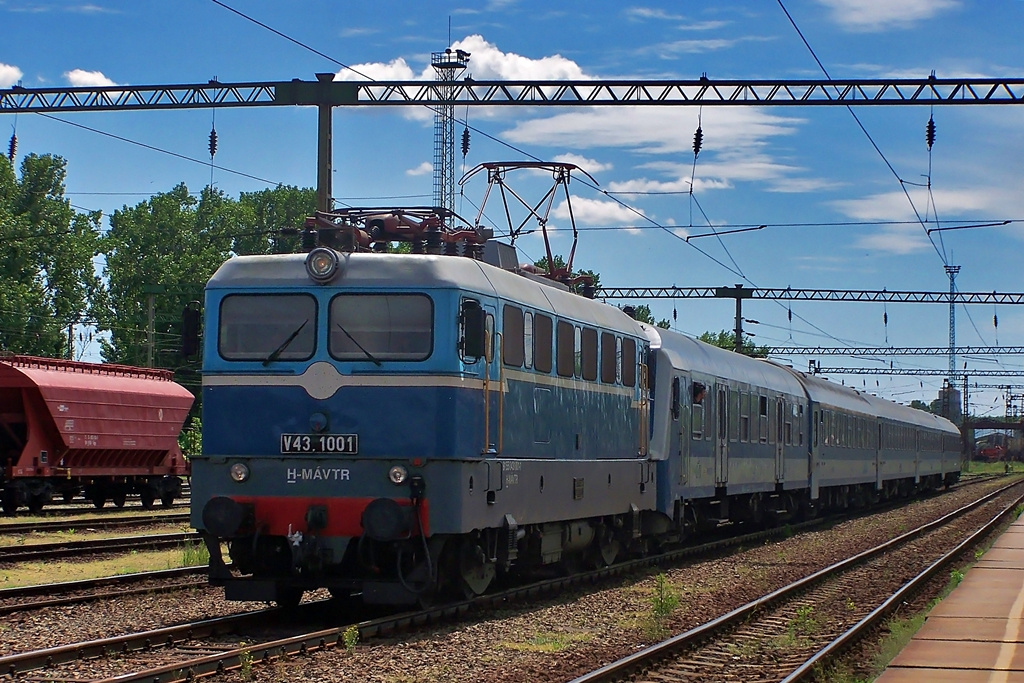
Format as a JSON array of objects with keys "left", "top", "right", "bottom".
[
  {"left": 926, "top": 115, "right": 936, "bottom": 150},
  {"left": 461, "top": 127, "right": 470, "bottom": 157},
  {"left": 692, "top": 125, "right": 703, "bottom": 157},
  {"left": 208, "top": 128, "right": 218, "bottom": 159},
  {"left": 7, "top": 132, "right": 16, "bottom": 163}
]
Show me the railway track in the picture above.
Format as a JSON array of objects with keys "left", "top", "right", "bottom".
[
  {"left": 0, "top": 531, "right": 201, "bottom": 562},
  {"left": 0, "top": 477, "right": 1009, "bottom": 682},
  {"left": 1, "top": 479, "right": 1011, "bottom": 683},
  {"left": 0, "top": 565, "right": 210, "bottom": 616},
  {"left": 0, "top": 512, "right": 190, "bottom": 535},
  {"left": 569, "top": 481, "right": 1024, "bottom": 682}
]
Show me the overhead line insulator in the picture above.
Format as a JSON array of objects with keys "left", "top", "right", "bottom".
[
  {"left": 461, "top": 127, "right": 470, "bottom": 157},
  {"left": 7, "top": 133, "right": 16, "bottom": 163},
  {"left": 208, "top": 128, "right": 218, "bottom": 159},
  {"left": 926, "top": 115, "right": 936, "bottom": 150},
  {"left": 693, "top": 126, "right": 703, "bottom": 157}
]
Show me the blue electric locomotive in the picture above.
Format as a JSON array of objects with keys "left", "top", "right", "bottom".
[{"left": 192, "top": 229, "right": 961, "bottom": 607}]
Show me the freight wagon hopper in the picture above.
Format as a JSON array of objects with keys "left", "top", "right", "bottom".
[{"left": 0, "top": 355, "right": 194, "bottom": 514}]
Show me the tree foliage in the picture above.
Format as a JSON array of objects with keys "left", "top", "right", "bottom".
[
  {"left": 697, "top": 329, "right": 770, "bottom": 358},
  {"left": 0, "top": 154, "right": 101, "bottom": 357},
  {"left": 630, "top": 304, "right": 672, "bottom": 329}
]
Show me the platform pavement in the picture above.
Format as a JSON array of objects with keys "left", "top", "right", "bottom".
[{"left": 876, "top": 510, "right": 1024, "bottom": 682}]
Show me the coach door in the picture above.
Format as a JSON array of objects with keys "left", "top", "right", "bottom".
[
  {"left": 715, "top": 385, "right": 728, "bottom": 484},
  {"left": 775, "top": 398, "right": 785, "bottom": 483}
]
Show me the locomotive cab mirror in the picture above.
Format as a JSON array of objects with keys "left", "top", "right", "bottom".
[
  {"left": 459, "top": 299, "right": 486, "bottom": 361},
  {"left": 180, "top": 301, "right": 201, "bottom": 358}
]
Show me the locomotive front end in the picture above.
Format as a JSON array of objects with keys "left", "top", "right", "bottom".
[{"left": 192, "top": 250, "right": 490, "bottom": 607}]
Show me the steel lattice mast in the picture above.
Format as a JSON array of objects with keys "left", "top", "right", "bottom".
[{"left": 431, "top": 50, "right": 469, "bottom": 222}]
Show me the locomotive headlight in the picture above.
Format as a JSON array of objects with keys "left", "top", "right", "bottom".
[
  {"left": 305, "top": 247, "right": 340, "bottom": 284},
  {"left": 229, "top": 462, "right": 250, "bottom": 483},
  {"left": 388, "top": 465, "right": 408, "bottom": 485}
]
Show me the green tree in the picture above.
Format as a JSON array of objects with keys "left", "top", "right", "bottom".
[
  {"left": 232, "top": 185, "right": 314, "bottom": 255},
  {"left": 96, "top": 184, "right": 234, "bottom": 368},
  {"left": 909, "top": 400, "right": 932, "bottom": 413},
  {"left": 698, "top": 329, "right": 769, "bottom": 358},
  {"left": 630, "top": 304, "right": 672, "bottom": 329},
  {"left": 0, "top": 154, "right": 101, "bottom": 357}
]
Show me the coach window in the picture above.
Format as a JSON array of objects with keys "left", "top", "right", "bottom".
[
  {"left": 581, "top": 327, "right": 598, "bottom": 381},
  {"left": 692, "top": 382, "right": 705, "bottom": 439},
  {"left": 502, "top": 305, "right": 525, "bottom": 367},
  {"left": 556, "top": 320, "right": 575, "bottom": 378},
  {"left": 621, "top": 338, "right": 636, "bottom": 387},
  {"left": 759, "top": 396, "right": 769, "bottom": 443},
  {"left": 524, "top": 312, "right": 534, "bottom": 369},
  {"left": 220, "top": 294, "right": 317, "bottom": 361},
  {"left": 600, "top": 332, "right": 616, "bottom": 383},
  {"left": 740, "top": 392, "right": 750, "bottom": 442},
  {"left": 797, "top": 404, "right": 805, "bottom": 446},
  {"left": 729, "top": 389, "right": 740, "bottom": 442},
  {"left": 533, "top": 314, "right": 552, "bottom": 373}
]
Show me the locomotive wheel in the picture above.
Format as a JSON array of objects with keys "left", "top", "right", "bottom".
[
  {"left": 591, "top": 525, "right": 620, "bottom": 568},
  {"left": 140, "top": 490, "right": 156, "bottom": 510},
  {"left": 458, "top": 540, "right": 495, "bottom": 598},
  {"left": 275, "top": 587, "right": 303, "bottom": 609}
]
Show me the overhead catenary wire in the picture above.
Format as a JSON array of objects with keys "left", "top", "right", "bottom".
[{"left": 775, "top": 0, "right": 950, "bottom": 268}]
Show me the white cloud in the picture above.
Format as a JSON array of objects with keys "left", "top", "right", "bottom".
[
  {"left": 831, "top": 187, "right": 1017, "bottom": 222},
  {"left": 816, "top": 0, "right": 960, "bottom": 32},
  {"left": 552, "top": 196, "right": 645, "bottom": 233},
  {"left": 0, "top": 63, "right": 24, "bottom": 88},
  {"left": 625, "top": 7, "right": 684, "bottom": 22},
  {"left": 406, "top": 161, "right": 433, "bottom": 176},
  {"left": 854, "top": 225, "right": 932, "bottom": 255},
  {"left": 64, "top": 69, "right": 116, "bottom": 86},
  {"left": 504, "top": 107, "right": 819, "bottom": 193},
  {"left": 335, "top": 34, "right": 590, "bottom": 83},
  {"left": 551, "top": 153, "right": 612, "bottom": 175}
]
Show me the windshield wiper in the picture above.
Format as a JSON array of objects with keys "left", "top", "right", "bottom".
[
  {"left": 262, "top": 319, "right": 308, "bottom": 366},
  {"left": 336, "top": 323, "right": 382, "bottom": 367}
]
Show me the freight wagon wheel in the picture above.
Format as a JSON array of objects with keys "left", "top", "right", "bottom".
[
  {"left": 112, "top": 491, "right": 127, "bottom": 508},
  {"left": 91, "top": 494, "right": 106, "bottom": 509},
  {"left": 27, "top": 493, "right": 49, "bottom": 515},
  {"left": 62, "top": 491, "right": 74, "bottom": 503},
  {"left": 1, "top": 494, "right": 17, "bottom": 516},
  {"left": 140, "top": 490, "right": 155, "bottom": 510},
  {"left": 161, "top": 494, "right": 175, "bottom": 508}
]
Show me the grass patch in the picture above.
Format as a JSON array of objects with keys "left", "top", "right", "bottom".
[
  {"left": 0, "top": 545, "right": 209, "bottom": 588},
  {"left": 503, "top": 631, "right": 592, "bottom": 653}
]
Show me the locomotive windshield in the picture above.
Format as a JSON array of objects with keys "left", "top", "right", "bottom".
[
  {"left": 218, "top": 294, "right": 317, "bottom": 361},
  {"left": 329, "top": 293, "right": 433, "bottom": 362}
]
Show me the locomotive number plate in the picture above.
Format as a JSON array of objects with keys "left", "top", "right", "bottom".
[{"left": 280, "top": 434, "right": 358, "bottom": 454}]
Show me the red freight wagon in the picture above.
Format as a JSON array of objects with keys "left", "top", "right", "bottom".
[{"left": 0, "top": 355, "right": 195, "bottom": 514}]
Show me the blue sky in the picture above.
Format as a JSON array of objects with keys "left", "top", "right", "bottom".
[{"left": 2, "top": 0, "right": 1023, "bottom": 416}]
